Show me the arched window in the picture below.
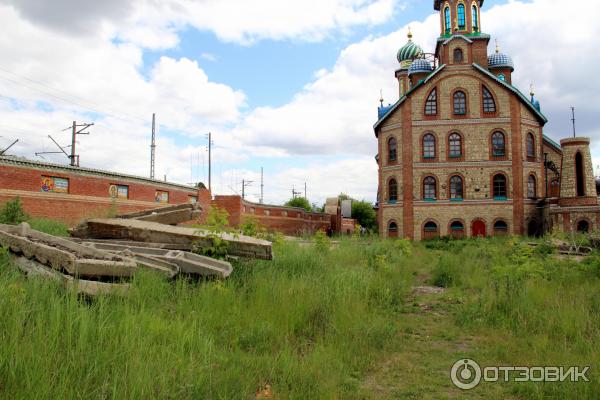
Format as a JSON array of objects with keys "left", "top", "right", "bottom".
[
  {"left": 450, "top": 221, "right": 465, "bottom": 238},
  {"left": 424, "top": 89, "right": 437, "bottom": 115},
  {"left": 526, "top": 133, "right": 536, "bottom": 158},
  {"left": 388, "top": 178, "right": 398, "bottom": 202},
  {"left": 577, "top": 220, "right": 590, "bottom": 233},
  {"left": 453, "top": 48, "right": 464, "bottom": 63},
  {"left": 550, "top": 179, "right": 560, "bottom": 197},
  {"left": 423, "top": 134, "right": 436, "bottom": 159},
  {"left": 498, "top": 73, "right": 506, "bottom": 81},
  {"left": 457, "top": 4, "right": 466, "bottom": 29},
  {"left": 576, "top": 152, "right": 585, "bottom": 196},
  {"left": 493, "top": 174, "right": 507, "bottom": 199},
  {"left": 423, "top": 221, "right": 439, "bottom": 239},
  {"left": 527, "top": 175, "right": 537, "bottom": 199},
  {"left": 388, "top": 222, "right": 398, "bottom": 238},
  {"left": 482, "top": 86, "right": 496, "bottom": 113},
  {"left": 448, "top": 133, "right": 462, "bottom": 158},
  {"left": 423, "top": 176, "right": 437, "bottom": 200},
  {"left": 450, "top": 175, "right": 463, "bottom": 199},
  {"left": 491, "top": 131, "right": 505, "bottom": 157},
  {"left": 388, "top": 137, "right": 397, "bottom": 163},
  {"left": 453, "top": 91, "right": 467, "bottom": 115},
  {"left": 444, "top": 7, "right": 451, "bottom": 33},
  {"left": 493, "top": 220, "right": 508, "bottom": 236},
  {"left": 472, "top": 5, "right": 479, "bottom": 30}
]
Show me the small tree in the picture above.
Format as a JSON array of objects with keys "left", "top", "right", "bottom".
[
  {"left": 0, "top": 197, "right": 28, "bottom": 225},
  {"left": 351, "top": 200, "right": 377, "bottom": 231},
  {"left": 194, "top": 206, "right": 230, "bottom": 259},
  {"left": 284, "top": 197, "right": 312, "bottom": 212}
]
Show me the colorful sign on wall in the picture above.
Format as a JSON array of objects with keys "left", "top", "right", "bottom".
[
  {"left": 41, "top": 176, "right": 69, "bottom": 193},
  {"left": 155, "top": 191, "right": 169, "bottom": 203},
  {"left": 109, "top": 184, "right": 129, "bottom": 200}
]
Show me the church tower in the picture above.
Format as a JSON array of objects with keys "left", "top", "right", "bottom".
[
  {"left": 558, "top": 138, "right": 598, "bottom": 207},
  {"left": 433, "top": 0, "right": 490, "bottom": 68}
]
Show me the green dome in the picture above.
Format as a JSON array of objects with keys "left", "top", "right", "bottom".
[{"left": 397, "top": 30, "right": 423, "bottom": 64}]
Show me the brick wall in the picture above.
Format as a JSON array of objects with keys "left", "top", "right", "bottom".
[
  {"left": 376, "top": 63, "right": 547, "bottom": 238},
  {"left": 212, "top": 195, "right": 333, "bottom": 236},
  {"left": 0, "top": 159, "right": 209, "bottom": 225}
]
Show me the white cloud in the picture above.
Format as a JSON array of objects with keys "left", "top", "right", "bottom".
[
  {"left": 3, "top": 0, "right": 402, "bottom": 46},
  {"left": 2, "top": 0, "right": 600, "bottom": 207}
]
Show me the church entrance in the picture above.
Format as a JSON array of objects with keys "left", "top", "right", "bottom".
[{"left": 471, "top": 220, "right": 486, "bottom": 237}]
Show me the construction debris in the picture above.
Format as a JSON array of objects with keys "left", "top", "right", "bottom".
[
  {"left": 71, "top": 218, "right": 273, "bottom": 260},
  {"left": 79, "top": 241, "right": 232, "bottom": 278},
  {"left": 1, "top": 203, "right": 273, "bottom": 296},
  {"left": 13, "top": 256, "right": 130, "bottom": 297},
  {"left": 0, "top": 223, "right": 138, "bottom": 278},
  {"left": 117, "top": 203, "right": 202, "bottom": 225}
]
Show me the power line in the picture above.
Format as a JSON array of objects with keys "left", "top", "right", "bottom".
[
  {"left": 0, "top": 67, "right": 148, "bottom": 125},
  {"left": 34, "top": 121, "right": 93, "bottom": 166},
  {"left": 242, "top": 179, "right": 253, "bottom": 199}
]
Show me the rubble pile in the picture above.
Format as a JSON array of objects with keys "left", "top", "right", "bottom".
[{"left": 0, "top": 203, "right": 272, "bottom": 296}]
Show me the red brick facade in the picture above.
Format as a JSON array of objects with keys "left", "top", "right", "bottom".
[
  {"left": 212, "top": 195, "right": 334, "bottom": 236},
  {"left": 0, "top": 157, "right": 210, "bottom": 225}
]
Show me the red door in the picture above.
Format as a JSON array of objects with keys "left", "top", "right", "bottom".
[{"left": 471, "top": 220, "right": 486, "bottom": 237}]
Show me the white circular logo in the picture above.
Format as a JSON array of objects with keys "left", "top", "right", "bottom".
[{"left": 451, "top": 359, "right": 482, "bottom": 390}]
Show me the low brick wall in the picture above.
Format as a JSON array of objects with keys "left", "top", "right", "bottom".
[
  {"left": 0, "top": 157, "right": 210, "bottom": 225},
  {"left": 212, "top": 195, "right": 332, "bottom": 236}
]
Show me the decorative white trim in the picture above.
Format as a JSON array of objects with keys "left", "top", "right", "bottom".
[{"left": 413, "top": 118, "right": 510, "bottom": 126}]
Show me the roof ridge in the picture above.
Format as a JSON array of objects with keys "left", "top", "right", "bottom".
[{"left": 0, "top": 156, "right": 199, "bottom": 191}]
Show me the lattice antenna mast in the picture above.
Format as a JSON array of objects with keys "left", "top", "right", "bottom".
[{"left": 150, "top": 113, "right": 156, "bottom": 179}]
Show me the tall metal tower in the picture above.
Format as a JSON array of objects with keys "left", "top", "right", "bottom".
[{"left": 150, "top": 113, "right": 156, "bottom": 179}]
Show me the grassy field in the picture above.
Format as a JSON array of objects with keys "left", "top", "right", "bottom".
[{"left": 0, "top": 231, "right": 598, "bottom": 399}]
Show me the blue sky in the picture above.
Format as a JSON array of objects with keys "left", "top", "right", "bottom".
[{"left": 1, "top": 0, "right": 599, "bottom": 205}]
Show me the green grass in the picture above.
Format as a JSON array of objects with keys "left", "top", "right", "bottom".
[
  {"left": 0, "top": 236, "right": 598, "bottom": 399},
  {"left": 27, "top": 218, "right": 70, "bottom": 237}
]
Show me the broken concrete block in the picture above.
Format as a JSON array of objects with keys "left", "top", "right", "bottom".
[{"left": 71, "top": 218, "right": 273, "bottom": 260}]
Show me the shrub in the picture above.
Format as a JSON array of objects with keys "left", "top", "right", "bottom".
[
  {"left": 432, "top": 255, "right": 459, "bottom": 287},
  {"left": 0, "top": 197, "right": 28, "bottom": 225},
  {"left": 240, "top": 217, "right": 267, "bottom": 239},
  {"left": 205, "top": 206, "right": 230, "bottom": 232},
  {"left": 314, "top": 230, "right": 331, "bottom": 253},
  {"left": 193, "top": 206, "right": 230, "bottom": 259},
  {"left": 284, "top": 197, "right": 312, "bottom": 212}
]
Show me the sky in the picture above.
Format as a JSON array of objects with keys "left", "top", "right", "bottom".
[{"left": 1, "top": 0, "right": 599, "bottom": 206}]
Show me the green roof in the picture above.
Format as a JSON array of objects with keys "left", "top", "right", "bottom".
[{"left": 374, "top": 63, "right": 548, "bottom": 137}]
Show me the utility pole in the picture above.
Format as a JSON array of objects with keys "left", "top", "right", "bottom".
[
  {"left": 260, "top": 167, "right": 264, "bottom": 204},
  {"left": 70, "top": 121, "right": 93, "bottom": 166},
  {"left": 571, "top": 107, "right": 576, "bottom": 138},
  {"left": 0, "top": 139, "right": 19, "bottom": 156},
  {"left": 150, "top": 113, "right": 156, "bottom": 179},
  {"left": 35, "top": 122, "right": 92, "bottom": 166},
  {"left": 304, "top": 182, "right": 307, "bottom": 199},
  {"left": 206, "top": 132, "right": 213, "bottom": 192},
  {"left": 292, "top": 186, "right": 302, "bottom": 199},
  {"left": 242, "top": 179, "right": 253, "bottom": 199}
]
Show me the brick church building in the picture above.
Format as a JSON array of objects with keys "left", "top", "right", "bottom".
[{"left": 375, "top": 0, "right": 600, "bottom": 240}]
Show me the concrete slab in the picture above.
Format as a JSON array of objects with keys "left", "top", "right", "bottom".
[
  {"left": 72, "top": 218, "right": 273, "bottom": 260},
  {"left": 0, "top": 223, "right": 138, "bottom": 278},
  {"left": 80, "top": 242, "right": 232, "bottom": 278},
  {"left": 13, "top": 256, "right": 130, "bottom": 297}
]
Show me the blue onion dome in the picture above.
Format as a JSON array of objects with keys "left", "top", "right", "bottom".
[
  {"left": 397, "top": 28, "right": 423, "bottom": 64},
  {"left": 488, "top": 40, "right": 514, "bottom": 71},
  {"left": 408, "top": 58, "right": 433, "bottom": 75}
]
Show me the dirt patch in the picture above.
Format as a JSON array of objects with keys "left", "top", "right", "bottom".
[{"left": 413, "top": 286, "right": 445, "bottom": 296}]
